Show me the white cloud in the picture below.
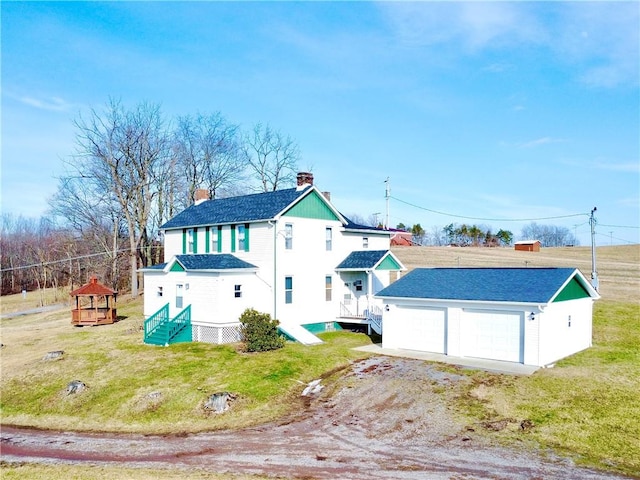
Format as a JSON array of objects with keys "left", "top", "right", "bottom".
[
  {"left": 379, "top": 2, "right": 639, "bottom": 87},
  {"left": 519, "top": 137, "right": 567, "bottom": 149},
  {"left": 14, "top": 94, "right": 74, "bottom": 112}
]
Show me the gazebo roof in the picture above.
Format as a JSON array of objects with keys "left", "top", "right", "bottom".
[{"left": 70, "top": 277, "right": 117, "bottom": 297}]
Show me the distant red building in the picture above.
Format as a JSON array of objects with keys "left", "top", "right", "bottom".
[
  {"left": 514, "top": 240, "right": 541, "bottom": 252},
  {"left": 390, "top": 229, "right": 414, "bottom": 246}
]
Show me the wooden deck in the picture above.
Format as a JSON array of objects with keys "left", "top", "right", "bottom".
[{"left": 71, "top": 307, "right": 117, "bottom": 326}]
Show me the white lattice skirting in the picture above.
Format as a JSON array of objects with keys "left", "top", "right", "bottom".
[{"left": 192, "top": 323, "right": 242, "bottom": 345}]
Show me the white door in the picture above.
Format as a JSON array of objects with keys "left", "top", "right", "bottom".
[
  {"left": 461, "top": 310, "right": 523, "bottom": 362},
  {"left": 395, "top": 306, "right": 446, "bottom": 354}
]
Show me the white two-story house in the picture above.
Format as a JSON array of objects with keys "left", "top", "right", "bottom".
[{"left": 141, "top": 173, "right": 404, "bottom": 346}]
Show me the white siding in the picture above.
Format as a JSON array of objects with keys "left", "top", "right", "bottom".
[
  {"left": 274, "top": 216, "right": 345, "bottom": 325},
  {"left": 164, "top": 230, "right": 184, "bottom": 258},
  {"left": 538, "top": 299, "right": 593, "bottom": 365}
]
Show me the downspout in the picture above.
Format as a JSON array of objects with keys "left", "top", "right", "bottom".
[
  {"left": 269, "top": 220, "right": 277, "bottom": 321},
  {"left": 367, "top": 269, "right": 373, "bottom": 311}
]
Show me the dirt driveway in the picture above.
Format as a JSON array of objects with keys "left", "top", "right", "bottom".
[{"left": 1, "top": 357, "right": 630, "bottom": 479}]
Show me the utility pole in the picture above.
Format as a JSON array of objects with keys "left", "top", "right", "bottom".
[
  {"left": 590, "top": 207, "right": 599, "bottom": 291},
  {"left": 384, "top": 177, "right": 390, "bottom": 230}
]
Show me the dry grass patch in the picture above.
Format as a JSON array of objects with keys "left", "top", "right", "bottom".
[{"left": 0, "top": 462, "right": 269, "bottom": 480}]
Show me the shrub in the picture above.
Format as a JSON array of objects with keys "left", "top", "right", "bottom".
[{"left": 239, "top": 308, "right": 285, "bottom": 352}]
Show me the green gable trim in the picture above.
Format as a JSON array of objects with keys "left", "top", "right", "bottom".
[
  {"left": 376, "top": 255, "right": 402, "bottom": 271},
  {"left": 170, "top": 261, "right": 185, "bottom": 272},
  {"left": 230, "top": 225, "right": 236, "bottom": 253},
  {"left": 205, "top": 227, "right": 210, "bottom": 253},
  {"left": 553, "top": 277, "right": 591, "bottom": 302},
  {"left": 182, "top": 229, "right": 187, "bottom": 254},
  {"left": 283, "top": 190, "right": 340, "bottom": 221}
]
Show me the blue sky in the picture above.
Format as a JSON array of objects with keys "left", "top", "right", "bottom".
[{"left": 2, "top": 1, "right": 639, "bottom": 246}]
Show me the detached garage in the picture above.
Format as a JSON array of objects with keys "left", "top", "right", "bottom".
[{"left": 375, "top": 268, "right": 599, "bottom": 367}]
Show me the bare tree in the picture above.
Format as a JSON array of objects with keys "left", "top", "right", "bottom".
[
  {"left": 173, "top": 113, "right": 247, "bottom": 207},
  {"left": 49, "top": 175, "right": 125, "bottom": 290},
  {"left": 70, "top": 99, "right": 170, "bottom": 296},
  {"left": 244, "top": 123, "right": 300, "bottom": 192}
]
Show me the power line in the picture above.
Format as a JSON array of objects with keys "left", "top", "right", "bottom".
[
  {"left": 599, "top": 223, "right": 640, "bottom": 229},
  {"left": 0, "top": 247, "right": 135, "bottom": 273},
  {"left": 390, "top": 195, "right": 589, "bottom": 222}
]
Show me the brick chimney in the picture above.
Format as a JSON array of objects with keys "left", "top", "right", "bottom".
[
  {"left": 194, "top": 188, "right": 210, "bottom": 205},
  {"left": 296, "top": 172, "right": 314, "bottom": 190},
  {"left": 322, "top": 191, "right": 331, "bottom": 201}
]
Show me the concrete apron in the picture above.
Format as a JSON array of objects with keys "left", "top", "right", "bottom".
[{"left": 354, "top": 344, "right": 539, "bottom": 376}]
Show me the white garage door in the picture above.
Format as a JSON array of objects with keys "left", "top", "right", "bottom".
[
  {"left": 461, "top": 310, "right": 523, "bottom": 363},
  {"left": 396, "top": 306, "right": 446, "bottom": 354}
]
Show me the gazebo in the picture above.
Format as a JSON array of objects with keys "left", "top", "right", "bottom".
[{"left": 70, "top": 277, "right": 118, "bottom": 326}]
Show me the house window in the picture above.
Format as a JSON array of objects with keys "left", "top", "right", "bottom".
[
  {"left": 238, "top": 225, "right": 246, "bottom": 251},
  {"left": 354, "top": 279, "right": 363, "bottom": 292},
  {"left": 363, "top": 237, "right": 369, "bottom": 249},
  {"left": 325, "top": 275, "right": 332, "bottom": 301},
  {"left": 157, "top": 286, "right": 163, "bottom": 297},
  {"left": 285, "top": 276, "right": 293, "bottom": 304},
  {"left": 234, "top": 284, "right": 242, "bottom": 298},
  {"left": 187, "top": 229, "right": 194, "bottom": 254},
  {"left": 211, "top": 227, "right": 219, "bottom": 253},
  {"left": 285, "top": 224, "right": 293, "bottom": 250},
  {"left": 568, "top": 315, "right": 572, "bottom": 327},
  {"left": 326, "top": 227, "right": 332, "bottom": 251}
]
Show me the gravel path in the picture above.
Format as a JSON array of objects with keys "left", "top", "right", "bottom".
[{"left": 1, "top": 357, "right": 631, "bottom": 479}]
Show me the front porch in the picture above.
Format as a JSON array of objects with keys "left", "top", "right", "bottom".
[{"left": 338, "top": 300, "right": 384, "bottom": 335}]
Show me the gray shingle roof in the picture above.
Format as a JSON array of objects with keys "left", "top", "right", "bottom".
[
  {"left": 161, "top": 187, "right": 308, "bottom": 230},
  {"left": 336, "top": 250, "right": 390, "bottom": 270},
  {"left": 376, "top": 267, "right": 583, "bottom": 304},
  {"left": 175, "top": 254, "right": 257, "bottom": 271}
]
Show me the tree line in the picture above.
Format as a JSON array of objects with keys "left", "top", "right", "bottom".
[
  {"left": 395, "top": 222, "right": 577, "bottom": 247},
  {"left": 1, "top": 99, "right": 301, "bottom": 296}
]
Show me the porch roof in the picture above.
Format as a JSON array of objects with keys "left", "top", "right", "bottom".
[
  {"left": 145, "top": 254, "right": 258, "bottom": 272},
  {"left": 336, "top": 250, "right": 404, "bottom": 271}
]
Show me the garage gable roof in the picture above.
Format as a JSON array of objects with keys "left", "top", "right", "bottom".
[
  {"left": 336, "top": 250, "right": 404, "bottom": 271},
  {"left": 376, "top": 267, "right": 597, "bottom": 304}
]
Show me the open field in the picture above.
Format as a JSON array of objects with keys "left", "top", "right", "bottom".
[{"left": 1, "top": 245, "right": 639, "bottom": 477}]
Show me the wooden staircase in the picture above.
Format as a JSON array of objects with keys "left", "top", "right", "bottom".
[{"left": 144, "top": 304, "right": 192, "bottom": 345}]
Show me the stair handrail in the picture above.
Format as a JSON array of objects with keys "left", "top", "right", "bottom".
[
  {"left": 144, "top": 303, "right": 169, "bottom": 338},
  {"left": 366, "top": 305, "right": 383, "bottom": 334},
  {"left": 167, "top": 305, "right": 191, "bottom": 340}
]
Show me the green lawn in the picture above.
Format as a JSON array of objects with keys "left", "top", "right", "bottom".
[
  {"left": 2, "top": 295, "right": 639, "bottom": 476},
  {"left": 0, "top": 297, "right": 372, "bottom": 433},
  {"left": 460, "top": 300, "right": 640, "bottom": 475}
]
